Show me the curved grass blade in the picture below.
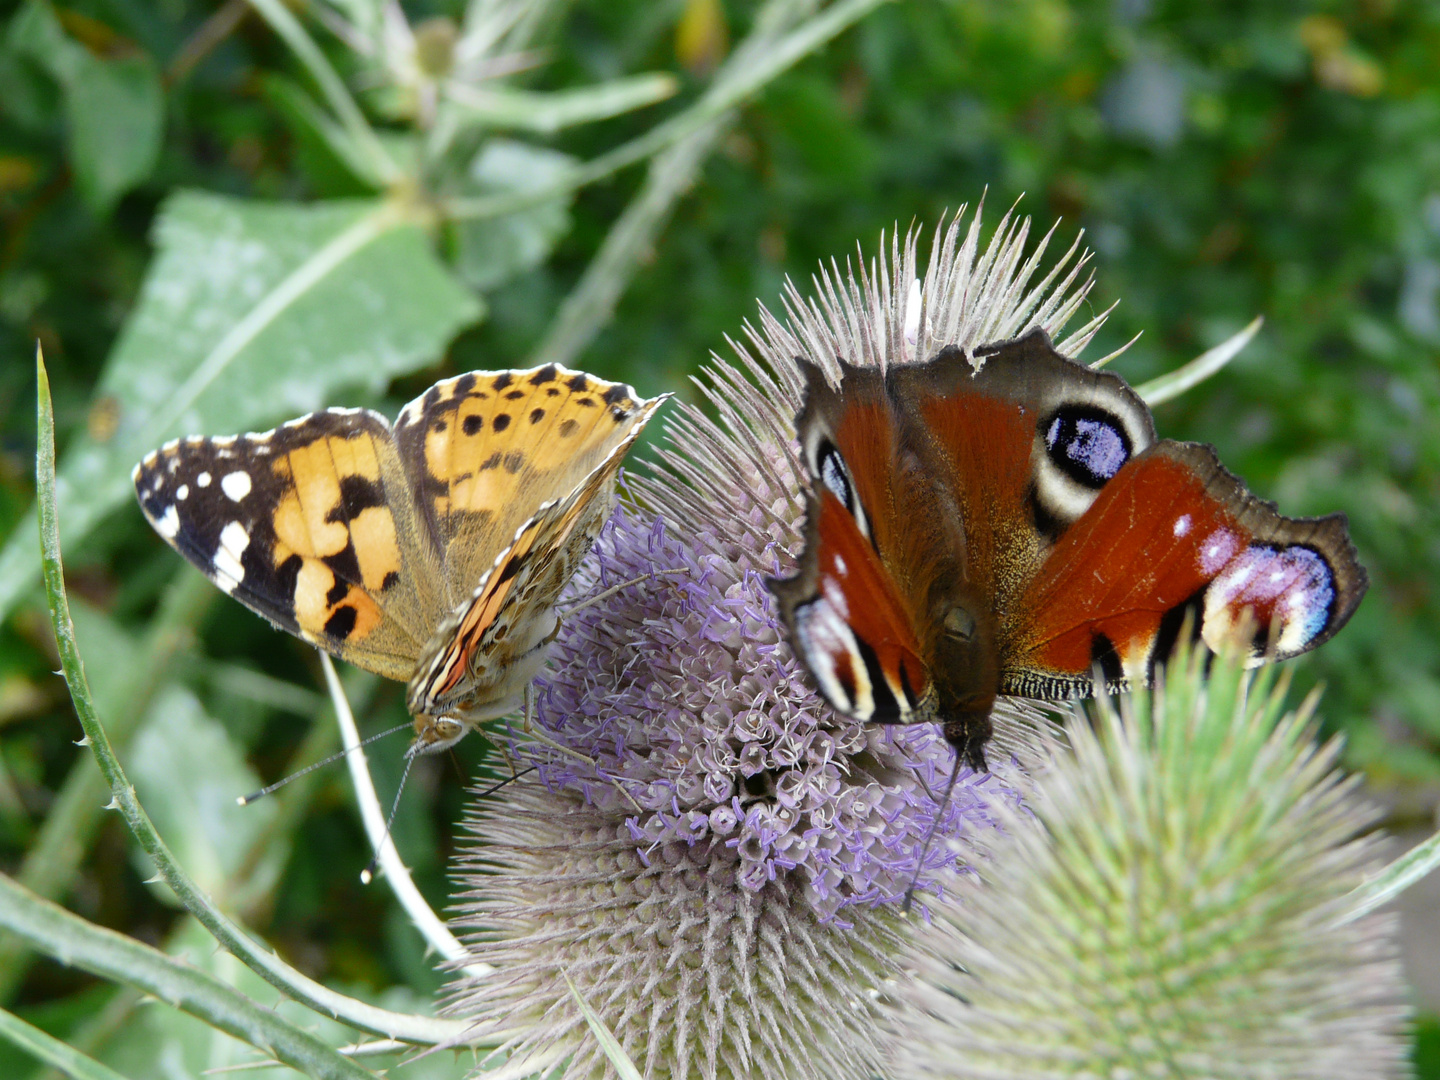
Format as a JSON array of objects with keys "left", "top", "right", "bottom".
[
  {"left": 34, "top": 347, "right": 471, "bottom": 1050},
  {"left": 1135, "top": 316, "right": 1263, "bottom": 405}
]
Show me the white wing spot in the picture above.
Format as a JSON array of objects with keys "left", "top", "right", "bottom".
[
  {"left": 197, "top": 472, "right": 211, "bottom": 487},
  {"left": 176, "top": 484, "right": 189, "bottom": 501},
  {"left": 221, "top": 471, "right": 252, "bottom": 502},
  {"left": 155, "top": 505, "right": 180, "bottom": 539},
  {"left": 213, "top": 521, "right": 250, "bottom": 592},
  {"left": 833, "top": 553, "right": 848, "bottom": 577},
  {"left": 1173, "top": 514, "right": 1191, "bottom": 537}
]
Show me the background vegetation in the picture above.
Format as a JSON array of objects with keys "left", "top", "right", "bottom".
[{"left": 1, "top": 0, "right": 1437, "bottom": 1073}]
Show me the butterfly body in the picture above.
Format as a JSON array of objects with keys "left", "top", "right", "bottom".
[
  {"left": 134, "top": 364, "right": 665, "bottom": 753},
  {"left": 771, "top": 328, "right": 1366, "bottom": 769}
]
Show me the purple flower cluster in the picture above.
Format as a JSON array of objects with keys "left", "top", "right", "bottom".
[{"left": 523, "top": 504, "right": 1024, "bottom": 921}]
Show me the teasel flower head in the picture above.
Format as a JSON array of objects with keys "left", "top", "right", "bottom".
[
  {"left": 444, "top": 207, "right": 1101, "bottom": 1079},
  {"left": 890, "top": 641, "right": 1410, "bottom": 1079}
]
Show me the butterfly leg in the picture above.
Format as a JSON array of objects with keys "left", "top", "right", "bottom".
[
  {"left": 506, "top": 682, "right": 644, "bottom": 813},
  {"left": 491, "top": 729, "right": 520, "bottom": 780}
]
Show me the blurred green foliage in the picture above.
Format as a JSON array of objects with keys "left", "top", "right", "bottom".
[{"left": 1, "top": 0, "right": 1438, "bottom": 1074}]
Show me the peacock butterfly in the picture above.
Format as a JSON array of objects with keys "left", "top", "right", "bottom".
[{"left": 769, "top": 327, "right": 1367, "bottom": 771}]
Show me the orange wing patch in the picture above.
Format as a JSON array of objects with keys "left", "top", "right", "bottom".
[{"left": 271, "top": 431, "right": 401, "bottom": 650}]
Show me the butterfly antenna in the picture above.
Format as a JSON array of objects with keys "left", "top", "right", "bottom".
[
  {"left": 902, "top": 747, "right": 965, "bottom": 915},
  {"left": 360, "top": 748, "right": 419, "bottom": 886},
  {"left": 474, "top": 764, "right": 538, "bottom": 801},
  {"left": 236, "top": 723, "right": 412, "bottom": 806}
]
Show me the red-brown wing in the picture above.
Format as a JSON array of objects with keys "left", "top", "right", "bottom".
[
  {"left": 770, "top": 361, "right": 935, "bottom": 725},
  {"left": 1001, "top": 441, "right": 1368, "bottom": 698},
  {"left": 787, "top": 487, "right": 934, "bottom": 722},
  {"left": 888, "top": 330, "right": 1160, "bottom": 724}
]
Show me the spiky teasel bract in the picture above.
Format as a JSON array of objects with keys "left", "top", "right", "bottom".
[
  {"left": 890, "top": 641, "right": 1409, "bottom": 1079},
  {"left": 444, "top": 208, "right": 1096, "bottom": 1079}
]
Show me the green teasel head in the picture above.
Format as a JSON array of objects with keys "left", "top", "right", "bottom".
[{"left": 891, "top": 639, "right": 1410, "bottom": 1079}]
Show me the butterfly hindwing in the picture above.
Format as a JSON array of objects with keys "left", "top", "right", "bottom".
[
  {"left": 132, "top": 410, "right": 440, "bottom": 681},
  {"left": 1002, "top": 439, "right": 1367, "bottom": 697}
]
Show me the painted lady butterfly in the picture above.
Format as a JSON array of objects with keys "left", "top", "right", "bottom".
[{"left": 134, "top": 364, "right": 666, "bottom": 752}]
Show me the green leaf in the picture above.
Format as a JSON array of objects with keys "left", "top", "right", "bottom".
[
  {"left": 0, "top": 191, "right": 483, "bottom": 620},
  {"left": 62, "top": 51, "right": 162, "bottom": 215},
  {"left": 0, "top": 45, "right": 60, "bottom": 132},
  {"left": 8, "top": 0, "right": 162, "bottom": 214},
  {"left": 442, "top": 73, "right": 679, "bottom": 134},
  {"left": 7, "top": 0, "right": 71, "bottom": 77},
  {"left": 1342, "top": 825, "right": 1440, "bottom": 925},
  {"left": 453, "top": 140, "right": 575, "bottom": 291},
  {"left": 127, "top": 686, "right": 277, "bottom": 902}
]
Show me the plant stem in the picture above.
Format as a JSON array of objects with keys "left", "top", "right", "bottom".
[
  {"left": 167, "top": 0, "right": 250, "bottom": 85},
  {"left": 321, "top": 655, "right": 491, "bottom": 976},
  {"left": 0, "top": 572, "right": 213, "bottom": 1004},
  {"left": 0, "top": 875, "right": 378, "bottom": 1080},
  {"left": 528, "top": 113, "right": 731, "bottom": 370},
  {"left": 444, "top": 0, "right": 890, "bottom": 221},
  {"left": 244, "top": 0, "right": 399, "bottom": 186},
  {"left": 529, "top": 0, "right": 866, "bottom": 369},
  {"left": 34, "top": 349, "right": 471, "bottom": 1048}
]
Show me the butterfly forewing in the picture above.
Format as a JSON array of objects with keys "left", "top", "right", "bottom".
[
  {"left": 772, "top": 360, "right": 935, "bottom": 725},
  {"left": 771, "top": 324, "right": 1368, "bottom": 771},
  {"left": 133, "top": 410, "right": 441, "bottom": 681}
]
